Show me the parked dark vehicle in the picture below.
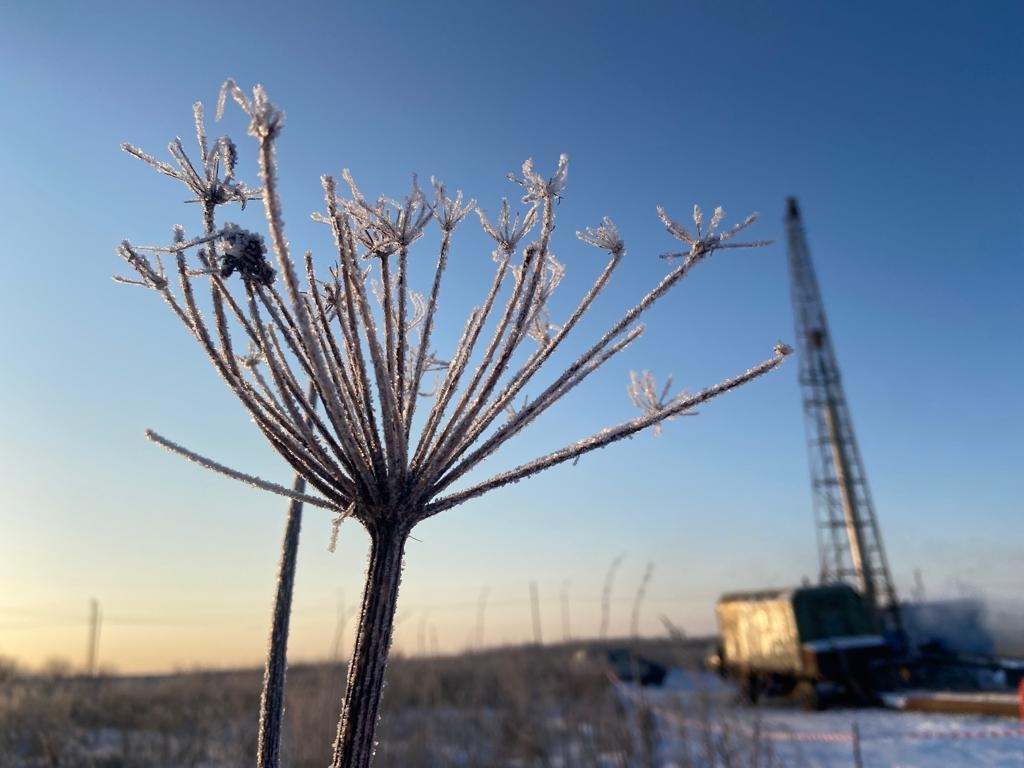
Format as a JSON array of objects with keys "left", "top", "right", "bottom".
[
  {"left": 709, "top": 584, "right": 891, "bottom": 709},
  {"left": 604, "top": 649, "right": 668, "bottom": 687}
]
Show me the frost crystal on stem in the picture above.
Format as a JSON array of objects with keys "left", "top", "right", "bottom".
[{"left": 116, "top": 82, "right": 790, "bottom": 768}]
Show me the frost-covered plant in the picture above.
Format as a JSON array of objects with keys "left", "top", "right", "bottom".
[{"left": 115, "top": 81, "right": 790, "bottom": 768}]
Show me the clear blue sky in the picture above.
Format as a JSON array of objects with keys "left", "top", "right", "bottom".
[{"left": 1, "top": 1, "right": 1021, "bottom": 673}]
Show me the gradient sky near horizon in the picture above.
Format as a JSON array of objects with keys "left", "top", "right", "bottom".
[{"left": 0, "top": 1, "right": 1021, "bottom": 674}]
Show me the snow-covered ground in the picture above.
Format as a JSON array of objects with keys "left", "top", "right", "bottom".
[{"left": 622, "top": 669, "right": 1024, "bottom": 767}]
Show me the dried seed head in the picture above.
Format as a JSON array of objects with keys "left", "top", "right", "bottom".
[
  {"left": 477, "top": 199, "right": 538, "bottom": 255},
  {"left": 577, "top": 217, "right": 625, "bottom": 256},
  {"left": 658, "top": 205, "right": 769, "bottom": 262},
  {"left": 509, "top": 154, "right": 569, "bottom": 204},
  {"left": 219, "top": 224, "right": 276, "bottom": 286}
]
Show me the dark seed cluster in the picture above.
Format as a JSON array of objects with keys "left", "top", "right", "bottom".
[{"left": 219, "top": 225, "right": 276, "bottom": 286}]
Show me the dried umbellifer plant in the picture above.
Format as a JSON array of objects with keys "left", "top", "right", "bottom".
[{"left": 115, "top": 81, "right": 790, "bottom": 768}]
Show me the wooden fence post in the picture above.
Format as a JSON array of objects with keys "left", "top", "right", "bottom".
[{"left": 851, "top": 722, "right": 863, "bottom": 768}]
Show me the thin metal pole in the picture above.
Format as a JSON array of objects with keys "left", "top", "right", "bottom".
[{"left": 530, "top": 581, "right": 543, "bottom": 645}]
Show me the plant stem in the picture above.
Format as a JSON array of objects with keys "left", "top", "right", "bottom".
[
  {"left": 331, "top": 519, "right": 410, "bottom": 768},
  {"left": 258, "top": 383, "right": 320, "bottom": 768},
  {"left": 256, "top": 476, "right": 306, "bottom": 768}
]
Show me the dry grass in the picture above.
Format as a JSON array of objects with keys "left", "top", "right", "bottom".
[{"left": 0, "top": 640, "right": 783, "bottom": 767}]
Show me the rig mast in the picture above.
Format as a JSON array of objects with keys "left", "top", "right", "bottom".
[{"left": 785, "top": 198, "right": 901, "bottom": 631}]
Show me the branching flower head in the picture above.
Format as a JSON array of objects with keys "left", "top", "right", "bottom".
[
  {"left": 509, "top": 154, "right": 569, "bottom": 204},
  {"left": 218, "top": 79, "right": 285, "bottom": 140},
  {"left": 657, "top": 204, "right": 771, "bottom": 263},
  {"left": 477, "top": 198, "right": 538, "bottom": 256},
  {"left": 340, "top": 172, "right": 434, "bottom": 256},
  {"left": 432, "top": 178, "right": 476, "bottom": 232},
  {"left": 577, "top": 217, "right": 625, "bottom": 256},
  {"left": 121, "top": 102, "right": 259, "bottom": 218}
]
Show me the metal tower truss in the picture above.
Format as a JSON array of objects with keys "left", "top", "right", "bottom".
[{"left": 784, "top": 198, "right": 901, "bottom": 631}]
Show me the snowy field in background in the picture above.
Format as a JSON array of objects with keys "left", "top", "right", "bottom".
[{"left": 626, "top": 669, "right": 1024, "bottom": 767}]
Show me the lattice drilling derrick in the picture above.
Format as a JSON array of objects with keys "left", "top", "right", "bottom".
[{"left": 784, "top": 198, "right": 901, "bottom": 632}]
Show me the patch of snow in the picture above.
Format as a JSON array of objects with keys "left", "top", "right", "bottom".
[
  {"left": 659, "top": 667, "right": 734, "bottom": 696},
  {"left": 622, "top": 669, "right": 1024, "bottom": 767}
]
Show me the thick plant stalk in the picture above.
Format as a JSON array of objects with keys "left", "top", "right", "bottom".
[{"left": 331, "top": 521, "right": 410, "bottom": 768}]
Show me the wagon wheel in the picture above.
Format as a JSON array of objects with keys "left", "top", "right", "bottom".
[
  {"left": 794, "top": 680, "right": 821, "bottom": 711},
  {"left": 741, "top": 674, "right": 762, "bottom": 705}
]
